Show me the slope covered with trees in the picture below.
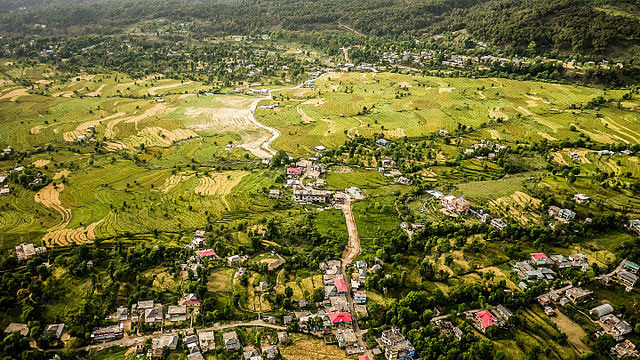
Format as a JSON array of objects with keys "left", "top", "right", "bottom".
[{"left": 0, "top": 0, "right": 639, "bottom": 60}]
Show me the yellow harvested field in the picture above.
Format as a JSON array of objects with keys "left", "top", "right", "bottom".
[
  {"left": 105, "top": 104, "right": 170, "bottom": 138},
  {"left": 490, "top": 191, "right": 541, "bottom": 224},
  {"left": 53, "top": 170, "right": 71, "bottom": 180},
  {"left": 194, "top": 171, "right": 247, "bottom": 196},
  {"left": 43, "top": 219, "right": 104, "bottom": 247},
  {"left": 161, "top": 172, "right": 195, "bottom": 193},
  {"left": 33, "top": 159, "right": 51, "bottom": 168},
  {"left": 550, "top": 311, "right": 591, "bottom": 354},
  {"left": 297, "top": 105, "right": 314, "bottom": 124},
  {"left": 0, "top": 88, "right": 28, "bottom": 101},
  {"left": 148, "top": 80, "right": 193, "bottom": 95},
  {"left": 35, "top": 184, "right": 72, "bottom": 228},
  {"left": 280, "top": 335, "right": 351, "bottom": 360}
]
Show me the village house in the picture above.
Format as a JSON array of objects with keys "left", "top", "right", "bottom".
[
  {"left": 197, "top": 248, "right": 217, "bottom": 259},
  {"left": 574, "top": 193, "right": 591, "bottom": 204},
  {"left": 184, "top": 334, "right": 198, "bottom": 353},
  {"left": 431, "top": 319, "right": 463, "bottom": 340},
  {"left": 354, "top": 290, "right": 367, "bottom": 304},
  {"left": 329, "top": 311, "right": 352, "bottom": 327},
  {"left": 611, "top": 340, "right": 638, "bottom": 359},
  {"left": 530, "top": 253, "right": 549, "bottom": 265},
  {"left": 617, "top": 271, "right": 638, "bottom": 289},
  {"left": 381, "top": 327, "right": 415, "bottom": 360},
  {"left": 628, "top": 219, "right": 640, "bottom": 235},
  {"left": 223, "top": 331, "right": 242, "bottom": 351},
  {"left": 181, "top": 293, "right": 201, "bottom": 307},
  {"left": 623, "top": 260, "right": 639, "bottom": 274},
  {"left": 334, "top": 277, "right": 348, "bottom": 295},
  {"left": 90, "top": 323, "right": 123, "bottom": 342},
  {"left": 549, "top": 254, "right": 572, "bottom": 269},
  {"left": 490, "top": 218, "right": 507, "bottom": 231},
  {"left": 569, "top": 253, "right": 590, "bottom": 270},
  {"left": 198, "top": 330, "right": 215, "bottom": 352},
  {"left": 113, "top": 306, "right": 129, "bottom": 321},
  {"left": 565, "top": 287, "right": 593, "bottom": 304},
  {"left": 15, "top": 243, "right": 46, "bottom": 261},
  {"left": 600, "top": 314, "right": 633, "bottom": 340},
  {"left": 268, "top": 189, "right": 282, "bottom": 199},
  {"left": 228, "top": 255, "right": 242, "bottom": 266},
  {"left": 145, "top": 304, "right": 164, "bottom": 324},
  {"left": 473, "top": 310, "right": 498, "bottom": 333},
  {"left": 537, "top": 290, "right": 561, "bottom": 307},
  {"left": 548, "top": 206, "right": 576, "bottom": 222},
  {"left": 396, "top": 176, "right": 412, "bottom": 185},
  {"left": 287, "top": 167, "right": 302, "bottom": 177},
  {"left": 440, "top": 195, "right": 470, "bottom": 215},
  {"left": 380, "top": 158, "right": 396, "bottom": 168},
  {"left": 133, "top": 299, "right": 154, "bottom": 315},
  {"left": 261, "top": 345, "right": 279, "bottom": 359},
  {"left": 293, "top": 189, "right": 334, "bottom": 203},
  {"left": 152, "top": 334, "right": 178, "bottom": 357},
  {"left": 167, "top": 305, "right": 187, "bottom": 322},
  {"left": 336, "top": 328, "right": 358, "bottom": 348},
  {"left": 235, "top": 267, "right": 247, "bottom": 279},
  {"left": 243, "top": 345, "right": 260, "bottom": 360},
  {"left": 4, "top": 323, "right": 28, "bottom": 336},
  {"left": 330, "top": 296, "right": 348, "bottom": 311},
  {"left": 0, "top": 186, "right": 10, "bottom": 196},
  {"left": 376, "top": 138, "right": 391, "bottom": 148}
]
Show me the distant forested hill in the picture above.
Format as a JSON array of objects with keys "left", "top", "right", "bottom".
[{"left": 1, "top": 0, "right": 639, "bottom": 59}]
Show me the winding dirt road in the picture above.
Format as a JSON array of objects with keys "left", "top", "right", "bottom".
[{"left": 340, "top": 199, "right": 372, "bottom": 359}]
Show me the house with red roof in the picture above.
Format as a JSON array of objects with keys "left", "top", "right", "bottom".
[
  {"left": 358, "top": 356, "right": 370, "bottom": 360},
  {"left": 197, "top": 249, "right": 217, "bottom": 258},
  {"left": 287, "top": 167, "right": 302, "bottom": 177},
  {"left": 530, "top": 253, "right": 548, "bottom": 265},
  {"left": 474, "top": 310, "right": 497, "bottom": 332},
  {"left": 329, "top": 311, "right": 352, "bottom": 327},
  {"left": 180, "top": 293, "right": 201, "bottom": 307},
  {"left": 334, "top": 278, "right": 348, "bottom": 294}
]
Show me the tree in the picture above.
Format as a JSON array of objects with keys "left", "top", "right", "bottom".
[{"left": 594, "top": 334, "right": 615, "bottom": 355}]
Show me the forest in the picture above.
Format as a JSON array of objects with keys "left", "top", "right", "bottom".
[{"left": 0, "top": 0, "right": 639, "bottom": 60}]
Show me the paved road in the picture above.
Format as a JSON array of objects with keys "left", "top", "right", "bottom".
[
  {"left": 340, "top": 200, "right": 372, "bottom": 359},
  {"left": 79, "top": 320, "right": 285, "bottom": 352}
]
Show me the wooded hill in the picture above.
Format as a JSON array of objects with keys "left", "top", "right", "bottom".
[{"left": 1, "top": 0, "right": 639, "bottom": 60}]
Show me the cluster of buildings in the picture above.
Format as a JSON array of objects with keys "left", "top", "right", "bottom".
[
  {"left": 90, "top": 294, "right": 202, "bottom": 350},
  {"left": 181, "top": 229, "right": 217, "bottom": 277},
  {"left": 515, "top": 253, "right": 590, "bottom": 288},
  {"left": 15, "top": 243, "right": 47, "bottom": 261},
  {"left": 462, "top": 139, "right": 507, "bottom": 160},
  {"left": 465, "top": 305, "right": 513, "bottom": 333},
  {"left": 426, "top": 189, "right": 508, "bottom": 229},
  {"left": 603, "top": 260, "right": 639, "bottom": 292},
  {"left": 537, "top": 286, "right": 594, "bottom": 317},
  {"left": 379, "top": 327, "right": 415, "bottom": 360},
  {"left": 590, "top": 303, "right": 633, "bottom": 341}
]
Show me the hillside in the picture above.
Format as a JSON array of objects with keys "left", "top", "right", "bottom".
[{"left": 1, "top": 0, "right": 640, "bottom": 60}]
